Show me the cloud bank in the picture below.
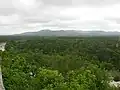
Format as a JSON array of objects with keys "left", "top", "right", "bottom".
[{"left": 0, "top": 0, "right": 120, "bottom": 34}]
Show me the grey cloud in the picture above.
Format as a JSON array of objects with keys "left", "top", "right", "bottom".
[
  {"left": 41, "top": 20, "right": 114, "bottom": 30},
  {"left": 0, "top": 24, "right": 41, "bottom": 35},
  {"left": 56, "top": 16, "right": 77, "bottom": 21},
  {"left": 0, "top": 0, "right": 43, "bottom": 15},
  {"left": 42, "top": 0, "right": 120, "bottom": 6},
  {"left": 0, "top": 0, "right": 118, "bottom": 17},
  {"left": 23, "top": 15, "right": 77, "bottom": 24},
  {"left": 41, "top": 0, "right": 72, "bottom": 6},
  {"left": 0, "top": 8, "right": 16, "bottom": 16},
  {"left": 0, "top": 0, "right": 120, "bottom": 35},
  {"left": 0, "top": 0, "right": 13, "bottom": 8},
  {"left": 42, "top": 23, "right": 67, "bottom": 28},
  {"left": 23, "top": 18, "right": 52, "bottom": 24},
  {"left": 0, "top": 24, "right": 17, "bottom": 26},
  {"left": 105, "top": 17, "right": 120, "bottom": 24},
  {"left": 0, "top": 0, "right": 16, "bottom": 15}
]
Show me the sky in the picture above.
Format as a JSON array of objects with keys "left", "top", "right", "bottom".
[{"left": 0, "top": 0, "right": 120, "bottom": 35}]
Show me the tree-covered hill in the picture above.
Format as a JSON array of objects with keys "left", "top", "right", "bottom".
[{"left": 16, "top": 30, "right": 120, "bottom": 36}]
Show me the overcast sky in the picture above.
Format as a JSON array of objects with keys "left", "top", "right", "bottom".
[{"left": 0, "top": 0, "right": 120, "bottom": 35}]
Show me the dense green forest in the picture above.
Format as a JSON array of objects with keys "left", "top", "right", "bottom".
[{"left": 1, "top": 36, "right": 120, "bottom": 90}]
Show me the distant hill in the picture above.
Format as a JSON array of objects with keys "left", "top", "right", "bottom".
[{"left": 16, "top": 30, "right": 120, "bottom": 36}]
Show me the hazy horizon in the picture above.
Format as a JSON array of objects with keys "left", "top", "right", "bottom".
[
  {"left": 0, "top": 0, "right": 120, "bottom": 35},
  {"left": 5, "top": 29, "right": 120, "bottom": 35}
]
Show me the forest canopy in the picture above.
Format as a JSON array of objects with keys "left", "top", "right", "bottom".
[{"left": 1, "top": 36, "right": 120, "bottom": 90}]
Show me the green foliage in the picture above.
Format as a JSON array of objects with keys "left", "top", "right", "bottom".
[
  {"left": 66, "top": 64, "right": 111, "bottom": 90},
  {"left": 1, "top": 36, "right": 120, "bottom": 90},
  {"left": 31, "top": 68, "right": 65, "bottom": 90}
]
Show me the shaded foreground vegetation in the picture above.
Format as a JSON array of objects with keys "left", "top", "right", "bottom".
[{"left": 1, "top": 36, "right": 120, "bottom": 90}]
